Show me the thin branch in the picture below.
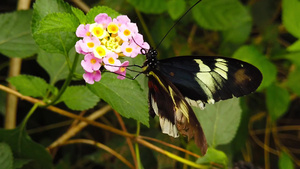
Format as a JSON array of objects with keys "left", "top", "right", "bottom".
[
  {"left": 71, "top": 0, "right": 90, "bottom": 13},
  {"left": 0, "top": 84, "right": 209, "bottom": 168},
  {"left": 272, "top": 123, "right": 300, "bottom": 166},
  {"left": 264, "top": 116, "right": 271, "bottom": 169},
  {"left": 4, "top": 0, "right": 31, "bottom": 129},
  {"left": 248, "top": 112, "right": 280, "bottom": 155},
  {"left": 0, "top": 84, "right": 134, "bottom": 138},
  {"left": 5, "top": 57, "right": 22, "bottom": 129},
  {"left": 63, "top": 139, "right": 135, "bottom": 169},
  {"left": 187, "top": 24, "right": 198, "bottom": 46},
  {"left": 27, "top": 120, "right": 73, "bottom": 134},
  {"left": 48, "top": 105, "right": 112, "bottom": 149},
  {"left": 135, "top": 137, "right": 209, "bottom": 169},
  {"left": 251, "top": 125, "right": 300, "bottom": 135},
  {"left": 140, "top": 136, "right": 200, "bottom": 158},
  {"left": 114, "top": 111, "right": 137, "bottom": 169},
  {"left": 70, "top": 110, "right": 87, "bottom": 128}
]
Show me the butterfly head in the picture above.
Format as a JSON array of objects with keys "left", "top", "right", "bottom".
[{"left": 141, "top": 47, "right": 159, "bottom": 72}]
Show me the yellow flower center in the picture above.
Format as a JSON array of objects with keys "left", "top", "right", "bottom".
[
  {"left": 108, "top": 23, "right": 118, "bottom": 34},
  {"left": 126, "top": 47, "right": 132, "bottom": 53},
  {"left": 108, "top": 57, "right": 115, "bottom": 64},
  {"left": 94, "top": 46, "right": 106, "bottom": 58},
  {"left": 87, "top": 42, "right": 94, "bottom": 48},
  {"left": 86, "top": 32, "right": 91, "bottom": 37},
  {"left": 124, "top": 29, "right": 131, "bottom": 36},
  {"left": 120, "top": 67, "right": 126, "bottom": 72},
  {"left": 90, "top": 58, "right": 96, "bottom": 64},
  {"left": 92, "top": 27, "right": 104, "bottom": 37},
  {"left": 102, "top": 37, "right": 122, "bottom": 53}
]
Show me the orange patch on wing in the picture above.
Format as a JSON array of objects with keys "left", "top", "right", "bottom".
[{"left": 234, "top": 69, "right": 251, "bottom": 85}]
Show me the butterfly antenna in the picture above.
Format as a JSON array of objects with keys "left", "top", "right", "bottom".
[
  {"left": 131, "top": 37, "right": 143, "bottom": 49},
  {"left": 155, "top": 0, "right": 202, "bottom": 50}
]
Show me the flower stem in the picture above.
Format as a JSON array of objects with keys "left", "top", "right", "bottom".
[
  {"left": 44, "top": 53, "right": 79, "bottom": 107},
  {"left": 135, "top": 121, "right": 143, "bottom": 169},
  {"left": 20, "top": 103, "right": 39, "bottom": 131}
]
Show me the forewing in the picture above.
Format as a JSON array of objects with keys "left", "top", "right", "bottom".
[{"left": 158, "top": 56, "right": 262, "bottom": 104}]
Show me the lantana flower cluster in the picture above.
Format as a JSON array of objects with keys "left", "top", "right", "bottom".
[{"left": 75, "top": 13, "right": 149, "bottom": 84}]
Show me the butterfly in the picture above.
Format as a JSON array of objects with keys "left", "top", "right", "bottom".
[{"left": 139, "top": 48, "right": 262, "bottom": 155}]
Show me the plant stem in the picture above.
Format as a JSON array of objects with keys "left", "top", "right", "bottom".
[
  {"left": 44, "top": 53, "right": 79, "bottom": 107},
  {"left": 20, "top": 103, "right": 39, "bottom": 131},
  {"left": 135, "top": 121, "right": 142, "bottom": 169}
]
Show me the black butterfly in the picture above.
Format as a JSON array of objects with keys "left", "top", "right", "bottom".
[{"left": 140, "top": 48, "right": 262, "bottom": 155}]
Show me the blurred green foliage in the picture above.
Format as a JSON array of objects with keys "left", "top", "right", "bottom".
[{"left": 0, "top": 0, "right": 299, "bottom": 168}]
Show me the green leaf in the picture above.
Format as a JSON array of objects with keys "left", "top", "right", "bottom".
[
  {"left": 0, "top": 127, "right": 53, "bottom": 169},
  {"left": 287, "top": 39, "right": 300, "bottom": 52},
  {"left": 192, "top": 0, "right": 251, "bottom": 30},
  {"left": 71, "top": 6, "right": 86, "bottom": 24},
  {"left": 222, "top": 20, "right": 252, "bottom": 44},
  {"left": 250, "top": 0, "right": 280, "bottom": 30},
  {"left": 127, "top": 0, "right": 167, "bottom": 14},
  {"left": 282, "top": 0, "right": 300, "bottom": 38},
  {"left": 32, "top": 0, "right": 77, "bottom": 54},
  {"left": 14, "top": 159, "right": 32, "bottom": 169},
  {"left": 32, "top": 0, "right": 72, "bottom": 33},
  {"left": 233, "top": 45, "right": 277, "bottom": 90},
  {"left": 167, "top": 0, "right": 186, "bottom": 20},
  {"left": 87, "top": 73, "right": 149, "bottom": 126},
  {"left": 37, "top": 48, "right": 84, "bottom": 84},
  {"left": 33, "top": 31, "right": 78, "bottom": 54},
  {"left": 36, "top": 13, "right": 79, "bottom": 33},
  {"left": 60, "top": 85, "right": 100, "bottom": 111},
  {"left": 194, "top": 98, "right": 241, "bottom": 147},
  {"left": 287, "top": 66, "right": 300, "bottom": 96},
  {"left": 123, "top": 56, "right": 148, "bottom": 92},
  {"left": 266, "top": 83, "right": 290, "bottom": 121},
  {"left": 283, "top": 51, "right": 300, "bottom": 66},
  {"left": 86, "top": 6, "right": 120, "bottom": 23},
  {"left": 196, "top": 147, "right": 228, "bottom": 166},
  {"left": 7, "top": 75, "right": 50, "bottom": 98},
  {"left": 0, "top": 10, "right": 38, "bottom": 58},
  {"left": 279, "top": 152, "right": 295, "bottom": 169},
  {"left": 0, "top": 142, "right": 13, "bottom": 169},
  {"left": 37, "top": 50, "right": 68, "bottom": 83},
  {"left": 229, "top": 97, "right": 252, "bottom": 153}
]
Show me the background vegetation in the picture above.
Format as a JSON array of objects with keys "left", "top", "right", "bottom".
[{"left": 0, "top": 0, "right": 299, "bottom": 168}]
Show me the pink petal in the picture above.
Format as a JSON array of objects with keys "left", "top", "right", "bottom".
[
  {"left": 114, "top": 15, "right": 130, "bottom": 25},
  {"left": 83, "top": 72, "right": 95, "bottom": 84},
  {"left": 94, "top": 13, "right": 112, "bottom": 28},
  {"left": 75, "top": 40, "right": 88, "bottom": 55},
  {"left": 81, "top": 60, "right": 93, "bottom": 72},
  {"left": 83, "top": 71, "right": 101, "bottom": 84}
]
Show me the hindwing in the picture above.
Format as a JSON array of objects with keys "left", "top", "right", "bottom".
[
  {"left": 148, "top": 69, "right": 207, "bottom": 155},
  {"left": 157, "top": 56, "right": 262, "bottom": 105}
]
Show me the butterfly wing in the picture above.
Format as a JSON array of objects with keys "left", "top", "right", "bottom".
[
  {"left": 157, "top": 56, "right": 262, "bottom": 105},
  {"left": 148, "top": 69, "right": 207, "bottom": 155}
]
